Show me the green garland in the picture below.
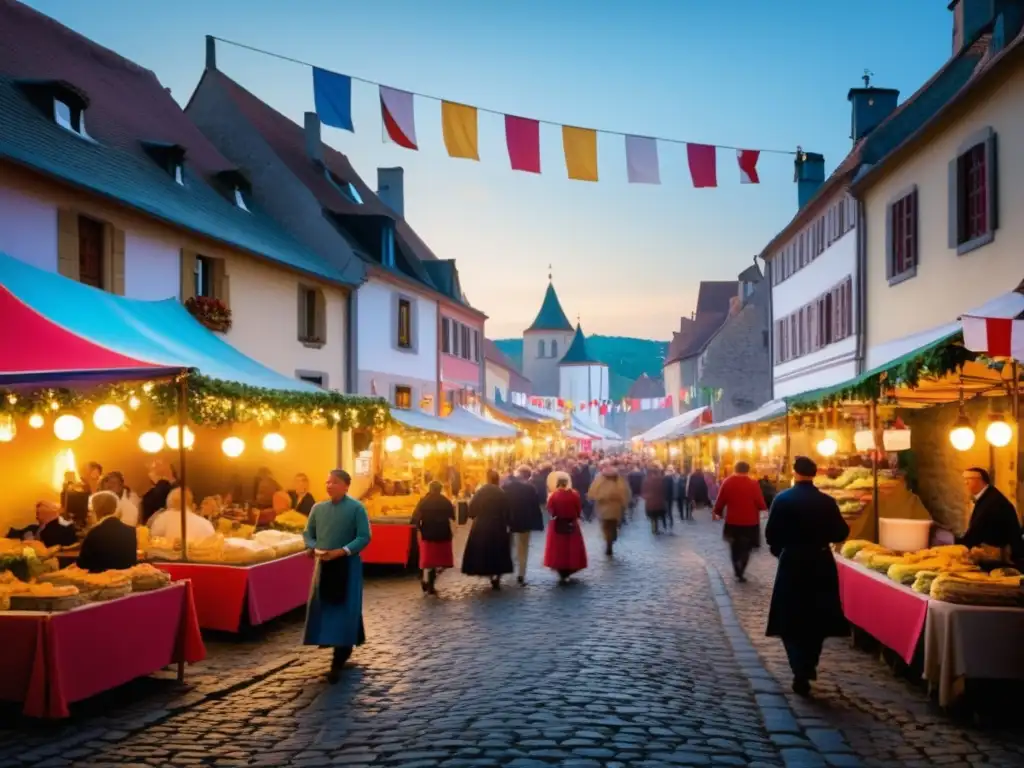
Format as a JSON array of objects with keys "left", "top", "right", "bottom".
[
  {"left": 0, "top": 373, "right": 391, "bottom": 430},
  {"left": 788, "top": 336, "right": 980, "bottom": 412}
]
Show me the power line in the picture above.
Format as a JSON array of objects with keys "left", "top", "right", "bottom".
[{"left": 212, "top": 35, "right": 799, "bottom": 156}]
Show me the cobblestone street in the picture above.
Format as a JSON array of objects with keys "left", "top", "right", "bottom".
[{"left": 3, "top": 513, "right": 1024, "bottom": 768}]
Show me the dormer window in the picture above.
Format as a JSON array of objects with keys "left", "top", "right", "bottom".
[
  {"left": 382, "top": 225, "right": 396, "bottom": 268},
  {"left": 233, "top": 187, "right": 250, "bottom": 212},
  {"left": 142, "top": 141, "right": 187, "bottom": 185},
  {"left": 324, "top": 168, "right": 363, "bottom": 205}
]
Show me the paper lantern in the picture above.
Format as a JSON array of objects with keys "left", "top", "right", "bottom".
[
  {"left": 0, "top": 414, "right": 15, "bottom": 443},
  {"left": 412, "top": 444, "right": 428, "bottom": 460},
  {"left": 717, "top": 436, "right": 729, "bottom": 452},
  {"left": 28, "top": 413, "right": 44, "bottom": 429},
  {"left": 138, "top": 431, "right": 164, "bottom": 454},
  {"left": 262, "top": 432, "right": 286, "bottom": 453},
  {"left": 853, "top": 430, "right": 875, "bottom": 452},
  {"left": 54, "top": 414, "right": 84, "bottom": 441},
  {"left": 165, "top": 425, "right": 195, "bottom": 450},
  {"left": 383, "top": 435, "right": 403, "bottom": 453},
  {"left": 816, "top": 437, "right": 838, "bottom": 457},
  {"left": 882, "top": 429, "right": 912, "bottom": 452},
  {"left": 985, "top": 417, "right": 1012, "bottom": 448},
  {"left": 949, "top": 413, "right": 975, "bottom": 452},
  {"left": 93, "top": 404, "right": 126, "bottom": 431},
  {"left": 222, "top": 436, "right": 245, "bottom": 458}
]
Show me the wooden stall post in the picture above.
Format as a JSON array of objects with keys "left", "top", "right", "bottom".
[
  {"left": 783, "top": 404, "right": 791, "bottom": 483},
  {"left": 177, "top": 375, "right": 189, "bottom": 565},
  {"left": 870, "top": 397, "right": 880, "bottom": 543},
  {"left": 1014, "top": 362, "right": 1023, "bottom": 522}
]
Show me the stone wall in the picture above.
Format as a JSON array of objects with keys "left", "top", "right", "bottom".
[{"left": 902, "top": 397, "right": 1017, "bottom": 532}]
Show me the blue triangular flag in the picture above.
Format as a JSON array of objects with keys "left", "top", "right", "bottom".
[{"left": 313, "top": 67, "right": 354, "bottom": 132}]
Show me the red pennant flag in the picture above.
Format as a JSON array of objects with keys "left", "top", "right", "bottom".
[
  {"left": 505, "top": 115, "right": 541, "bottom": 174},
  {"left": 737, "top": 149, "right": 760, "bottom": 184},
  {"left": 379, "top": 86, "right": 418, "bottom": 150},
  {"left": 631, "top": 399, "right": 641, "bottom": 411},
  {"left": 686, "top": 143, "right": 717, "bottom": 188},
  {"left": 600, "top": 404, "right": 609, "bottom": 415},
  {"left": 557, "top": 399, "right": 564, "bottom": 408}
]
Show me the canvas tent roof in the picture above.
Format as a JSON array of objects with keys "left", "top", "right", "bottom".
[
  {"left": 390, "top": 406, "right": 517, "bottom": 440},
  {"left": 636, "top": 406, "right": 709, "bottom": 442},
  {"left": 0, "top": 251, "right": 320, "bottom": 392},
  {"left": 690, "top": 400, "right": 786, "bottom": 436}
]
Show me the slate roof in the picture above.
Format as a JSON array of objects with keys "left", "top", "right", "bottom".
[
  {"left": 759, "top": 35, "right": 991, "bottom": 261},
  {"left": 483, "top": 337, "right": 520, "bottom": 372},
  {"left": 664, "top": 312, "right": 728, "bottom": 364},
  {"left": 560, "top": 323, "right": 603, "bottom": 365},
  {"left": 526, "top": 281, "right": 574, "bottom": 332},
  {"left": 626, "top": 373, "right": 665, "bottom": 399},
  {"left": 695, "top": 281, "right": 739, "bottom": 314},
  {"left": 0, "top": 0, "right": 350, "bottom": 286},
  {"left": 201, "top": 69, "right": 482, "bottom": 313}
]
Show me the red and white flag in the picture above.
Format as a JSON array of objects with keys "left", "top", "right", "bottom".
[
  {"left": 380, "top": 86, "right": 417, "bottom": 150},
  {"left": 686, "top": 143, "right": 717, "bottom": 188},
  {"left": 737, "top": 149, "right": 760, "bottom": 184},
  {"left": 962, "top": 315, "right": 1024, "bottom": 360}
]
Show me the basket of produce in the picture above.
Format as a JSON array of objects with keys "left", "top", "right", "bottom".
[
  {"left": 271, "top": 510, "right": 309, "bottom": 533},
  {"left": 930, "top": 571, "right": 1024, "bottom": 607},
  {"left": 124, "top": 563, "right": 171, "bottom": 592},
  {"left": 252, "top": 530, "right": 306, "bottom": 557},
  {"left": 7, "top": 581, "right": 84, "bottom": 611}
]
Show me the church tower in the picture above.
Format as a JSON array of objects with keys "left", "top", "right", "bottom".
[
  {"left": 522, "top": 276, "right": 574, "bottom": 397},
  {"left": 559, "top": 322, "right": 610, "bottom": 424}
]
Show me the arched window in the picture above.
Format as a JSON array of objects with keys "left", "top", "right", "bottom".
[
  {"left": 538, "top": 339, "right": 546, "bottom": 358},
  {"left": 550, "top": 340, "right": 559, "bottom": 358}
]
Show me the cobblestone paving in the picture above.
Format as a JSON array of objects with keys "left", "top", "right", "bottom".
[
  {"left": 681, "top": 507, "right": 1024, "bottom": 768},
  {"left": 2, "top": 512, "right": 1023, "bottom": 767}
]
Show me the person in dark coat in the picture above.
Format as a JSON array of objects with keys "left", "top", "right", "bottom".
[
  {"left": 765, "top": 456, "right": 850, "bottom": 696},
  {"left": 626, "top": 465, "right": 644, "bottom": 519},
  {"left": 462, "top": 469, "right": 514, "bottom": 590},
  {"left": 8, "top": 501, "right": 78, "bottom": 548},
  {"left": 662, "top": 467, "right": 680, "bottom": 530},
  {"left": 288, "top": 473, "right": 317, "bottom": 516},
  {"left": 411, "top": 482, "right": 456, "bottom": 595},
  {"left": 77, "top": 492, "right": 138, "bottom": 573},
  {"left": 957, "top": 467, "right": 1024, "bottom": 561},
  {"left": 642, "top": 466, "right": 667, "bottom": 534},
  {"left": 504, "top": 467, "right": 544, "bottom": 585},
  {"left": 531, "top": 463, "right": 552, "bottom": 506},
  {"left": 687, "top": 467, "right": 710, "bottom": 512},
  {"left": 571, "top": 460, "right": 593, "bottom": 522}
]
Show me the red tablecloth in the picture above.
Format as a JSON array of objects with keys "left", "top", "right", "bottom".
[
  {"left": 363, "top": 522, "right": 414, "bottom": 565},
  {"left": 0, "top": 581, "right": 204, "bottom": 718},
  {"left": 156, "top": 552, "right": 314, "bottom": 632},
  {"left": 836, "top": 557, "right": 929, "bottom": 663}
]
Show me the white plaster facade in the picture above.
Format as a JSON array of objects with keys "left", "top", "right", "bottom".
[{"left": 559, "top": 363, "right": 610, "bottom": 423}]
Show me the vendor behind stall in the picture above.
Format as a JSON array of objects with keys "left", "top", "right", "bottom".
[
  {"left": 141, "top": 459, "right": 177, "bottom": 523},
  {"left": 5, "top": 501, "right": 78, "bottom": 547},
  {"left": 149, "top": 488, "right": 216, "bottom": 542},
  {"left": 957, "top": 468, "right": 1024, "bottom": 561},
  {"left": 100, "top": 471, "right": 140, "bottom": 526},
  {"left": 289, "top": 474, "right": 316, "bottom": 516},
  {"left": 257, "top": 490, "right": 294, "bottom": 527},
  {"left": 78, "top": 491, "right": 137, "bottom": 573}
]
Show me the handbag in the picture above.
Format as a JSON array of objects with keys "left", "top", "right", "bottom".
[
  {"left": 554, "top": 517, "right": 576, "bottom": 535},
  {"left": 318, "top": 556, "right": 350, "bottom": 605}
]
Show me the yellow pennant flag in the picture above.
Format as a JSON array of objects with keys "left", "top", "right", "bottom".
[
  {"left": 441, "top": 101, "right": 479, "bottom": 160},
  {"left": 562, "top": 125, "right": 598, "bottom": 182}
]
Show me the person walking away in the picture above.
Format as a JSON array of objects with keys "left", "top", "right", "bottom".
[
  {"left": 303, "top": 469, "right": 372, "bottom": 684},
  {"left": 411, "top": 481, "right": 455, "bottom": 595},
  {"left": 687, "top": 466, "right": 710, "bottom": 515},
  {"left": 571, "top": 459, "right": 593, "bottom": 522},
  {"left": 532, "top": 462, "right": 552, "bottom": 506},
  {"left": 504, "top": 466, "right": 544, "bottom": 585},
  {"left": 589, "top": 462, "right": 631, "bottom": 556},
  {"left": 765, "top": 456, "right": 849, "bottom": 696},
  {"left": 712, "top": 461, "right": 766, "bottom": 582},
  {"left": 759, "top": 475, "right": 777, "bottom": 510},
  {"left": 642, "top": 465, "right": 667, "bottom": 535},
  {"left": 626, "top": 464, "right": 644, "bottom": 520},
  {"left": 461, "top": 469, "right": 515, "bottom": 590},
  {"left": 662, "top": 466, "right": 679, "bottom": 530},
  {"left": 544, "top": 473, "right": 588, "bottom": 583}
]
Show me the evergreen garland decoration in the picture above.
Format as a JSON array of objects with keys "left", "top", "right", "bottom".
[
  {"left": 0, "top": 373, "right": 390, "bottom": 430},
  {"left": 788, "top": 335, "right": 980, "bottom": 412}
]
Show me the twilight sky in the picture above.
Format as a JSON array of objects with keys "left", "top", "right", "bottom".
[{"left": 24, "top": 0, "right": 951, "bottom": 340}]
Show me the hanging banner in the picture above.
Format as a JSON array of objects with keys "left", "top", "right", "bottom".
[
  {"left": 442, "top": 101, "right": 479, "bottom": 160},
  {"left": 505, "top": 115, "right": 541, "bottom": 173},
  {"left": 625, "top": 135, "right": 660, "bottom": 185},
  {"left": 312, "top": 68, "right": 353, "bottom": 131},
  {"left": 380, "top": 86, "right": 417, "bottom": 150},
  {"left": 562, "top": 125, "right": 599, "bottom": 182}
]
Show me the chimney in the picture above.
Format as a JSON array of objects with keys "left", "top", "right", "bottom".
[
  {"left": 205, "top": 35, "right": 217, "bottom": 70},
  {"left": 950, "top": 0, "right": 996, "bottom": 55},
  {"left": 847, "top": 82, "right": 900, "bottom": 143},
  {"left": 303, "top": 112, "right": 323, "bottom": 164},
  {"left": 794, "top": 150, "right": 825, "bottom": 210},
  {"left": 377, "top": 167, "right": 405, "bottom": 218}
]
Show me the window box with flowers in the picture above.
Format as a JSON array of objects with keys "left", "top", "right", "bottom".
[{"left": 185, "top": 296, "right": 232, "bottom": 333}]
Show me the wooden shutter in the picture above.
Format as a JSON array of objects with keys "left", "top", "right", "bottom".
[
  {"left": 948, "top": 158, "right": 962, "bottom": 248},
  {"left": 57, "top": 208, "right": 80, "bottom": 280},
  {"left": 315, "top": 289, "right": 327, "bottom": 343},
  {"left": 108, "top": 224, "right": 126, "bottom": 295},
  {"left": 213, "top": 258, "right": 230, "bottom": 307},
  {"left": 986, "top": 131, "right": 999, "bottom": 233},
  {"left": 297, "top": 285, "right": 307, "bottom": 340},
  {"left": 179, "top": 249, "right": 197, "bottom": 301}
]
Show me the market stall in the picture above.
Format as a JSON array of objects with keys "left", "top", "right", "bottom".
[{"left": 0, "top": 254, "right": 388, "bottom": 635}]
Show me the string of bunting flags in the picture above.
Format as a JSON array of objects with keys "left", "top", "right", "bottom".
[
  {"left": 526, "top": 386, "right": 723, "bottom": 415},
  {"left": 216, "top": 36, "right": 797, "bottom": 189}
]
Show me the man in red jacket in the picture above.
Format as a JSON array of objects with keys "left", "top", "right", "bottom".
[{"left": 712, "top": 461, "right": 766, "bottom": 582}]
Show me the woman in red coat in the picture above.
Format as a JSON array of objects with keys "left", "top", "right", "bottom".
[{"left": 543, "top": 473, "right": 588, "bottom": 583}]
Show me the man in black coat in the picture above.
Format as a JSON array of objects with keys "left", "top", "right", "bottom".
[
  {"left": 958, "top": 467, "right": 1024, "bottom": 561},
  {"left": 765, "top": 456, "right": 849, "bottom": 697},
  {"left": 505, "top": 466, "right": 545, "bottom": 585},
  {"left": 571, "top": 460, "right": 593, "bottom": 522},
  {"left": 462, "top": 469, "right": 514, "bottom": 590},
  {"left": 77, "top": 491, "right": 138, "bottom": 573}
]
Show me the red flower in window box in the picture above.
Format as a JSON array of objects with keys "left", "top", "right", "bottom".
[{"left": 184, "top": 296, "right": 232, "bottom": 332}]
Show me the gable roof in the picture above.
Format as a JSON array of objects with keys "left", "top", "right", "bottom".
[
  {"left": 665, "top": 312, "right": 728, "bottom": 365},
  {"left": 198, "top": 68, "right": 483, "bottom": 314},
  {"left": 696, "top": 281, "right": 739, "bottom": 314},
  {"left": 627, "top": 373, "right": 665, "bottom": 399},
  {"left": 484, "top": 337, "right": 519, "bottom": 372},
  {"left": 526, "top": 281, "right": 574, "bottom": 332},
  {"left": 759, "top": 37, "right": 991, "bottom": 261},
  {"left": 0, "top": 0, "right": 350, "bottom": 286},
  {"left": 560, "top": 323, "right": 603, "bottom": 366}
]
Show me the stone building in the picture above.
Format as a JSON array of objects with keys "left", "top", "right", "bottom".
[{"left": 521, "top": 279, "right": 574, "bottom": 397}]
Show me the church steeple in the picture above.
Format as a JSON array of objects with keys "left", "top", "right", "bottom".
[
  {"left": 525, "top": 272, "right": 573, "bottom": 333},
  {"left": 559, "top": 322, "right": 601, "bottom": 365}
]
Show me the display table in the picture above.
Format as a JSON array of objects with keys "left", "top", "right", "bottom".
[
  {"left": 835, "top": 557, "right": 929, "bottom": 663},
  {"left": 0, "top": 581, "right": 204, "bottom": 718},
  {"left": 156, "top": 552, "right": 314, "bottom": 633},
  {"left": 363, "top": 521, "right": 415, "bottom": 566},
  {"left": 923, "top": 600, "right": 1024, "bottom": 707}
]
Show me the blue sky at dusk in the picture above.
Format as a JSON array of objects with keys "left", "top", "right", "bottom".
[{"left": 23, "top": 0, "right": 952, "bottom": 339}]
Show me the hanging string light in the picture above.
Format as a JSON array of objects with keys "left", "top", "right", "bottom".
[
  {"left": 949, "top": 385, "right": 975, "bottom": 452},
  {"left": 985, "top": 413, "right": 1012, "bottom": 448}
]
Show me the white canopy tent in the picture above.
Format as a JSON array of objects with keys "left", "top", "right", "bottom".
[
  {"left": 689, "top": 400, "right": 786, "bottom": 436},
  {"left": 390, "top": 406, "right": 517, "bottom": 440},
  {"left": 636, "top": 406, "right": 709, "bottom": 443}
]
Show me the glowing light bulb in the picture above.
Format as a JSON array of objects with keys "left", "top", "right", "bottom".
[
  {"left": 28, "top": 413, "right": 44, "bottom": 429},
  {"left": 262, "top": 432, "right": 286, "bottom": 453},
  {"left": 93, "top": 404, "right": 126, "bottom": 431},
  {"left": 384, "top": 435, "right": 403, "bottom": 453},
  {"left": 949, "top": 425, "right": 976, "bottom": 451},
  {"left": 412, "top": 444, "right": 428, "bottom": 460},
  {"left": 985, "top": 418, "right": 1012, "bottom": 448},
  {"left": 0, "top": 414, "right": 15, "bottom": 443},
  {"left": 221, "top": 436, "right": 245, "bottom": 458},
  {"left": 138, "top": 431, "right": 164, "bottom": 453},
  {"left": 816, "top": 437, "right": 838, "bottom": 457},
  {"left": 53, "top": 414, "right": 84, "bottom": 441},
  {"left": 164, "top": 425, "right": 195, "bottom": 450}
]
